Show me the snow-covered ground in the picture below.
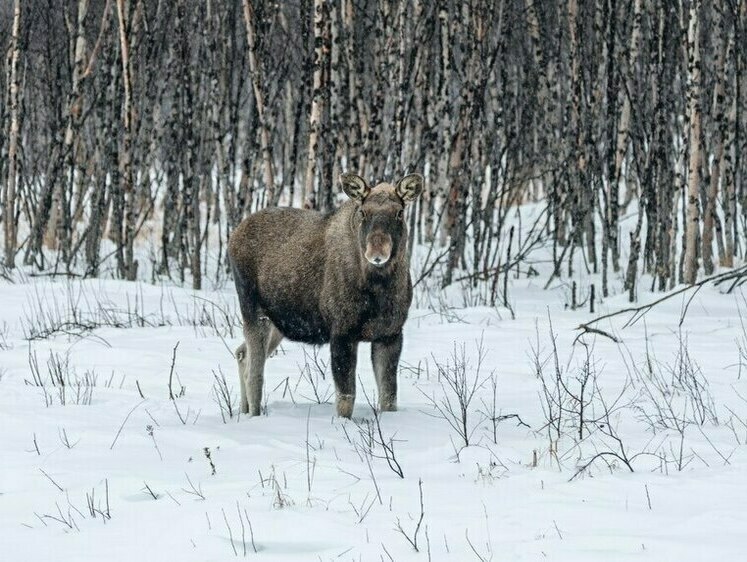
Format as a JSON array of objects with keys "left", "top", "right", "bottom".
[{"left": 1, "top": 271, "right": 747, "bottom": 561}]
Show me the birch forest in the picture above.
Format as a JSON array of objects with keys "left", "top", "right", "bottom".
[{"left": 1, "top": 0, "right": 746, "bottom": 300}]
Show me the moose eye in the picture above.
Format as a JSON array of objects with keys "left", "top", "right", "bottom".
[
  {"left": 357, "top": 208, "right": 366, "bottom": 220},
  {"left": 397, "top": 209, "right": 404, "bottom": 220}
]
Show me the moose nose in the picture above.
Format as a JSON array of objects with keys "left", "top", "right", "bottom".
[
  {"left": 366, "top": 253, "right": 390, "bottom": 266},
  {"left": 365, "top": 232, "right": 392, "bottom": 266}
]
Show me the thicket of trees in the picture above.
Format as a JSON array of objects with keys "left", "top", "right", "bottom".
[{"left": 0, "top": 0, "right": 745, "bottom": 299}]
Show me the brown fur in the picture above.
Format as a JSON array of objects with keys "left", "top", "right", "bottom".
[{"left": 228, "top": 173, "right": 423, "bottom": 417}]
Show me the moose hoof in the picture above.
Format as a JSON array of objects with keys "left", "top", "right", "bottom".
[
  {"left": 336, "top": 393, "right": 355, "bottom": 418},
  {"left": 379, "top": 397, "right": 397, "bottom": 412},
  {"left": 247, "top": 404, "right": 261, "bottom": 417}
]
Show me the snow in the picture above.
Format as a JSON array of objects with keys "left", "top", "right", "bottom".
[{"left": 1, "top": 273, "right": 747, "bottom": 561}]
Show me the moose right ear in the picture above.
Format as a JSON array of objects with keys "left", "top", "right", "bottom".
[{"left": 339, "top": 173, "right": 370, "bottom": 202}]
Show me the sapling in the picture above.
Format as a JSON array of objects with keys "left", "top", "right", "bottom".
[
  {"left": 420, "top": 337, "right": 489, "bottom": 453},
  {"left": 395, "top": 479, "right": 425, "bottom": 553}
]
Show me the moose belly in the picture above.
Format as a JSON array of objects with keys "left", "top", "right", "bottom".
[
  {"left": 359, "top": 317, "right": 401, "bottom": 341},
  {"left": 260, "top": 301, "right": 330, "bottom": 345},
  {"left": 356, "top": 300, "right": 408, "bottom": 341}
]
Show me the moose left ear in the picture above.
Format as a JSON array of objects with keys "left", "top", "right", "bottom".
[{"left": 395, "top": 173, "right": 424, "bottom": 203}]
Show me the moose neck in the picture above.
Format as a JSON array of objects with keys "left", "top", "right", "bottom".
[{"left": 362, "top": 258, "right": 396, "bottom": 284}]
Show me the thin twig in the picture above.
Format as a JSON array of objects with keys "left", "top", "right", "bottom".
[
  {"left": 222, "top": 507, "right": 237, "bottom": 556},
  {"left": 395, "top": 479, "right": 425, "bottom": 552},
  {"left": 110, "top": 399, "right": 146, "bottom": 449},
  {"left": 168, "top": 341, "right": 180, "bottom": 400},
  {"left": 39, "top": 468, "right": 64, "bottom": 492}
]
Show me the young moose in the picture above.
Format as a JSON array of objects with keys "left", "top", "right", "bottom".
[{"left": 228, "top": 173, "right": 424, "bottom": 418}]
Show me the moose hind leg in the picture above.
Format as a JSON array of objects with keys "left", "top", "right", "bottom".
[
  {"left": 265, "top": 324, "right": 284, "bottom": 357},
  {"left": 237, "top": 320, "right": 282, "bottom": 416},
  {"left": 243, "top": 321, "right": 274, "bottom": 416},
  {"left": 372, "top": 333, "right": 402, "bottom": 412},
  {"left": 236, "top": 342, "right": 249, "bottom": 414},
  {"left": 330, "top": 337, "right": 358, "bottom": 418}
]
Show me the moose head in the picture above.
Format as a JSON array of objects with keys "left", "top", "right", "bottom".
[{"left": 339, "top": 173, "right": 424, "bottom": 269}]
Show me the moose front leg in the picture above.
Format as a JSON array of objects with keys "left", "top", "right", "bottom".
[
  {"left": 330, "top": 336, "right": 358, "bottom": 418},
  {"left": 372, "top": 333, "right": 402, "bottom": 412}
]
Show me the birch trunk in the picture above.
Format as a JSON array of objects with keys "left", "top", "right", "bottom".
[
  {"left": 343, "top": 0, "right": 364, "bottom": 174},
  {"left": 702, "top": 30, "right": 729, "bottom": 274},
  {"left": 683, "top": 0, "right": 702, "bottom": 285},
  {"left": 437, "top": 1, "right": 451, "bottom": 248},
  {"left": 720, "top": 25, "right": 737, "bottom": 268},
  {"left": 611, "top": 0, "right": 642, "bottom": 270},
  {"left": 48, "top": 0, "right": 89, "bottom": 262},
  {"left": 242, "top": 0, "right": 276, "bottom": 206},
  {"left": 391, "top": 0, "right": 408, "bottom": 172},
  {"left": 320, "top": 0, "right": 334, "bottom": 211},
  {"left": 303, "top": 0, "right": 325, "bottom": 208},
  {"left": 3, "top": 0, "right": 22, "bottom": 267},
  {"left": 116, "top": 0, "right": 137, "bottom": 280},
  {"left": 722, "top": 94, "right": 737, "bottom": 267}
]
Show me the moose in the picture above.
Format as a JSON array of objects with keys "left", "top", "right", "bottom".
[{"left": 228, "top": 172, "right": 424, "bottom": 418}]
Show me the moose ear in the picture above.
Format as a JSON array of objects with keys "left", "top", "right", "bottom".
[
  {"left": 339, "top": 173, "right": 370, "bottom": 202},
  {"left": 395, "top": 173, "right": 424, "bottom": 203}
]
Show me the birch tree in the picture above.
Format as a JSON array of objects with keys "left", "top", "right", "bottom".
[
  {"left": 683, "top": 0, "right": 702, "bottom": 285},
  {"left": 2, "top": 0, "right": 21, "bottom": 268},
  {"left": 303, "top": 0, "right": 326, "bottom": 208},
  {"left": 242, "top": 0, "right": 276, "bottom": 205}
]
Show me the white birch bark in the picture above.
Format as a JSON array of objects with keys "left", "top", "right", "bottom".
[
  {"left": 3, "top": 0, "right": 22, "bottom": 267},
  {"left": 242, "top": 0, "right": 276, "bottom": 205},
  {"left": 683, "top": 0, "right": 702, "bottom": 285},
  {"left": 303, "top": 0, "right": 325, "bottom": 208},
  {"left": 116, "top": 0, "right": 137, "bottom": 279}
]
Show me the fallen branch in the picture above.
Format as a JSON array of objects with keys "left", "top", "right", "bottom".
[{"left": 577, "top": 265, "right": 747, "bottom": 339}]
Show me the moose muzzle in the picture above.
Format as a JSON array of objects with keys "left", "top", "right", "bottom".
[{"left": 364, "top": 232, "right": 393, "bottom": 266}]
